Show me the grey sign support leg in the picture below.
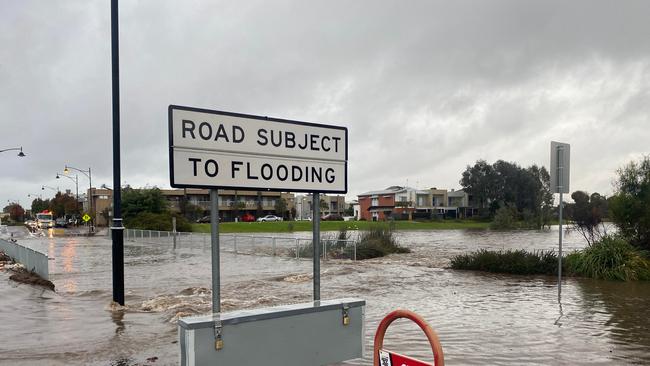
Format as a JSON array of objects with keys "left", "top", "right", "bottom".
[
  {"left": 313, "top": 192, "right": 320, "bottom": 301},
  {"left": 211, "top": 189, "right": 220, "bottom": 313},
  {"left": 558, "top": 191, "right": 563, "bottom": 300}
]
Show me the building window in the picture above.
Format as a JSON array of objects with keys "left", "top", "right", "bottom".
[
  {"left": 99, "top": 195, "right": 109, "bottom": 200},
  {"left": 371, "top": 198, "right": 378, "bottom": 206}
]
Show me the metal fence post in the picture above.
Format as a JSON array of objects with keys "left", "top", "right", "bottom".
[
  {"left": 234, "top": 235, "right": 238, "bottom": 254},
  {"left": 272, "top": 237, "right": 276, "bottom": 256},
  {"left": 354, "top": 241, "right": 357, "bottom": 261}
]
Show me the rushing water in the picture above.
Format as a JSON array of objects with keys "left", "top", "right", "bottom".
[{"left": 1, "top": 226, "right": 649, "bottom": 365}]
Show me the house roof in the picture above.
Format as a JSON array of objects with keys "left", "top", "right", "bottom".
[
  {"left": 448, "top": 190, "right": 467, "bottom": 198},
  {"left": 358, "top": 186, "right": 417, "bottom": 197}
]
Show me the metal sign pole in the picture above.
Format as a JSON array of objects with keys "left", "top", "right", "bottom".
[
  {"left": 558, "top": 191, "right": 563, "bottom": 299},
  {"left": 211, "top": 189, "right": 220, "bottom": 313},
  {"left": 110, "top": 0, "right": 125, "bottom": 306},
  {"left": 556, "top": 144, "right": 565, "bottom": 301},
  {"left": 313, "top": 192, "right": 320, "bottom": 301}
]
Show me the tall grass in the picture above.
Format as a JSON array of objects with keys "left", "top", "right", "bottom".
[
  {"left": 355, "top": 224, "right": 410, "bottom": 260},
  {"left": 565, "top": 236, "right": 650, "bottom": 281},
  {"left": 450, "top": 249, "right": 557, "bottom": 275},
  {"left": 451, "top": 235, "right": 650, "bottom": 281}
]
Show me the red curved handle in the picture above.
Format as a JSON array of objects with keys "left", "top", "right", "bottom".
[{"left": 373, "top": 309, "right": 445, "bottom": 366}]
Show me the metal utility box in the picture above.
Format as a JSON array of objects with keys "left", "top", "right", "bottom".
[{"left": 179, "top": 298, "right": 365, "bottom": 366}]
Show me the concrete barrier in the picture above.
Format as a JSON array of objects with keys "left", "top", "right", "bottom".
[{"left": 0, "top": 239, "right": 49, "bottom": 280}]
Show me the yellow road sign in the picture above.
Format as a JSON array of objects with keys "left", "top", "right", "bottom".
[{"left": 82, "top": 214, "right": 91, "bottom": 222}]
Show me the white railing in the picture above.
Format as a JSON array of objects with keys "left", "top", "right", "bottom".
[{"left": 121, "top": 229, "right": 358, "bottom": 260}]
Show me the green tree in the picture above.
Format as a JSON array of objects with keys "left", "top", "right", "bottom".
[
  {"left": 121, "top": 187, "right": 167, "bottom": 223},
  {"left": 610, "top": 156, "right": 650, "bottom": 250},
  {"left": 570, "top": 191, "right": 608, "bottom": 245},
  {"left": 31, "top": 198, "right": 50, "bottom": 215},
  {"left": 460, "top": 159, "right": 553, "bottom": 227}
]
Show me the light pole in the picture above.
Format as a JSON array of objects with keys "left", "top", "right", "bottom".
[
  {"left": 64, "top": 165, "right": 92, "bottom": 231},
  {"left": 0, "top": 146, "right": 26, "bottom": 157},
  {"left": 57, "top": 173, "right": 79, "bottom": 214},
  {"left": 42, "top": 185, "right": 59, "bottom": 193}
]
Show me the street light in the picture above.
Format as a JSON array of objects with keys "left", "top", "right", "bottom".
[
  {"left": 57, "top": 172, "right": 79, "bottom": 213},
  {"left": 64, "top": 165, "right": 92, "bottom": 231},
  {"left": 42, "top": 185, "right": 59, "bottom": 193},
  {"left": 0, "top": 146, "right": 26, "bottom": 157}
]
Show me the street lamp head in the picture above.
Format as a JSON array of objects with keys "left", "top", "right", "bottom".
[
  {"left": 56, "top": 174, "right": 60, "bottom": 179},
  {"left": 17, "top": 147, "right": 25, "bottom": 157},
  {"left": 41, "top": 186, "right": 45, "bottom": 190},
  {"left": 64, "top": 166, "right": 69, "bottom": 174}
]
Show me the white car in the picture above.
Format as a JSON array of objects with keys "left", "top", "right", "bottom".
[{"left": 256, "top": 215, "right": 283, "bottom": 222}]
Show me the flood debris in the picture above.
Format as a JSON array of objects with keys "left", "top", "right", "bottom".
[{"left": 0, "top": 250, "right": 55, "bottom": 291}]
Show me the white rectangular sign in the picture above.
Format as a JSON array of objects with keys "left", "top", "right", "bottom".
[
  {"left": 169, "top": 105, "right": 348, "bottom": 193},
  {"left": 550, "top": 141, "right": 570, "bottom": 194}
]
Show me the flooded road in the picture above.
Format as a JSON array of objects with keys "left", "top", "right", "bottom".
[{"left": 1, "top": 227, "right": 649, "bottom": 365}]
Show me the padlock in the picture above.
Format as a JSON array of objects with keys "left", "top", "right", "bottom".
[
  {"left": 342, "top": 306, "right": 350, "bottom": 326},
  {"left": 215, "top": 338, "right": 224, "bottom": 350}
]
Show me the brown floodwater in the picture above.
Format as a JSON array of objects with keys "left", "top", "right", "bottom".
[{"left": 1, "top": 226, "right": 648, "bottom": 365}]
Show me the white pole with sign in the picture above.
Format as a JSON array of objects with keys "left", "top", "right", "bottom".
[
  {"left": 550, "top": 141, "right": 570, "bottom": 300},
  {"left": 169, "top": 105, "right": 349, "bottom": 357}
]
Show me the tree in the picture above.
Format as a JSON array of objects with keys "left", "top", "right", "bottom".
[
  {"left": 256, "top": 191, "right": 263, "bottom": 218},
  {"left": 31, "top": 198, "right": 50, "bottom": 215},
  {"left": 275, "top": 198, "right": 288, "bottom": 218},
  {"left": 49, "top": 192, "right": 79, "bottom": 218},
  {"left": 3, "top": 202, "right": 25, "bottom": 222},
  {"left": 570, "top": 191, "right": 608, "bottom": 245},
  {"left": 121, "top": 187, "right": 168, "bottom": 223},
  {"left": 610, "top": 156, "right": 650, "bottom": 250},
  {"left": 460, "top": 159, "right": 553, "bottom": 227}
]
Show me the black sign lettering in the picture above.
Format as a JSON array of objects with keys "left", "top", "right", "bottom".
[
  {"left": 182, "top": 120, "right": 196, "bottom": 139},
  {"left": 189, "top": 157, "right": 201, "bottom": 176},
  {"left": 215, "top": 124, "right": 230, "bottom": 142},
  {"left": 325, "top": 168, "right": 335, "bottom": 183},
  {"left": 231, "top": 161, "right": 243, "bottom": 178},
  {"left": 233, "top": 125, "right": 245, "bottom": 143},
  {"left": 257, "top": 128, "right": 268, "bottom": 146},
  {"left": 199, "top": 122, "right": 212, "bottom": 140},
  {"left": 205, "top": 159, "right": 219, "bottom": 177}
]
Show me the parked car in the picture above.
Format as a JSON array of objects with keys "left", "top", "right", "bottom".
[
  {"left": 241, "top": 213, "right": 255, "bottom": 222},
  {"left": 256, "top": 215, "right": 283, "bottom": 222},
  {"left": 55, "top": 217, "right": 68, "bottom": 228},
  {"left": 321, "top": 214, "right": 344, "bottom": 221}
]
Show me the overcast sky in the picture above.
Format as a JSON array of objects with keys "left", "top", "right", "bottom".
[{"left": 2, "top": 0, "right": 649, "bottom": 209}]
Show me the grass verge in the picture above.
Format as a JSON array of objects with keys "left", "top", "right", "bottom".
[{"left": 192, "top": 219, "right": 489, "bottom": 233}]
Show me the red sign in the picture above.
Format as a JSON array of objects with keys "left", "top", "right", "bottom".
[{"left": 379, "top": 349, "right": 432, "bottom": 366}]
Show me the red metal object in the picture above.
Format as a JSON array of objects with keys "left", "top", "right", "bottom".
[{"left": 373, "top": 309, "right": 444, "bottom": 366}]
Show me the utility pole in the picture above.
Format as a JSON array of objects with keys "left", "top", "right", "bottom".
[{"left": 111, "top": 0, "right": 125, "bottom": 306}]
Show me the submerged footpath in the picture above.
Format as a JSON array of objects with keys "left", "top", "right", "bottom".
[{"left": 0, "top": 250, "right": 55, "bottom": 291}]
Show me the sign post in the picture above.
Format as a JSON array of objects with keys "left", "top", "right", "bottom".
[
  {"left": 169, "top": 105, "right": 349, "bottom": 359},
  {"left": 550, "top": 141, "right": 570, "bottom": 300}
]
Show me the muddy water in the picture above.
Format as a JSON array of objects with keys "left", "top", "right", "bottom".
[{"left": 1, "top": 227, "right": 649, "bottom": 365}]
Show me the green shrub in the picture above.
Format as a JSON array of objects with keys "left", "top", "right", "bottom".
[
  {"left": 490, "top": 206, "right": 518, "bottom": 230},
  {"left": 355, "top": 224, "right": 410, "bottom": 260},
  {"left": 450, "top": 249, "right": 558, "bottom": 275},
  {"left": 127, "top": 212, "right": 191, "bottom": 232},
  {"left": 565, "top": 235, "right": 650, "bottom": 281}
]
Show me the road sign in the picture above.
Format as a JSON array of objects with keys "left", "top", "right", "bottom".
[
  {"left": 550, "top": 141, "right": 570, "bottom": 193},
  {"left": 82, "top": 214, "right": 91, "bottom": 222},
  {"left": 379, "top": 350, "right": 432, "bottom": 366},
  {"left": 168, "top": 105, "right": 348, "bottom": 193}
]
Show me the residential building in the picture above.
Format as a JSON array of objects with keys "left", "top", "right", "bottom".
[
  {"left": 294, "top": 194, "right": 347, "bottom": 220},
  {"left": 160, "top": 189, "right": 295, "bottom": 221},
  {"left": 357, "top": 186, "right": 478, "bottom": 221}
]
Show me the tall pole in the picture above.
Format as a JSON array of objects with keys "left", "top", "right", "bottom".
[
  {"left": 558, "top": 192, "right": 563, "bottom": 300},
  {"left": 210, "top": 189, "right": 220, "bottom": 313},
  {"left": 88, "top": 167, "right": 93, "bottom": 231},
  {"left": 111, "top": 0, "right": 125, "bottom": 306},
  {"left": 313, "top": 192, "right": 321, "bottom": 301}
]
